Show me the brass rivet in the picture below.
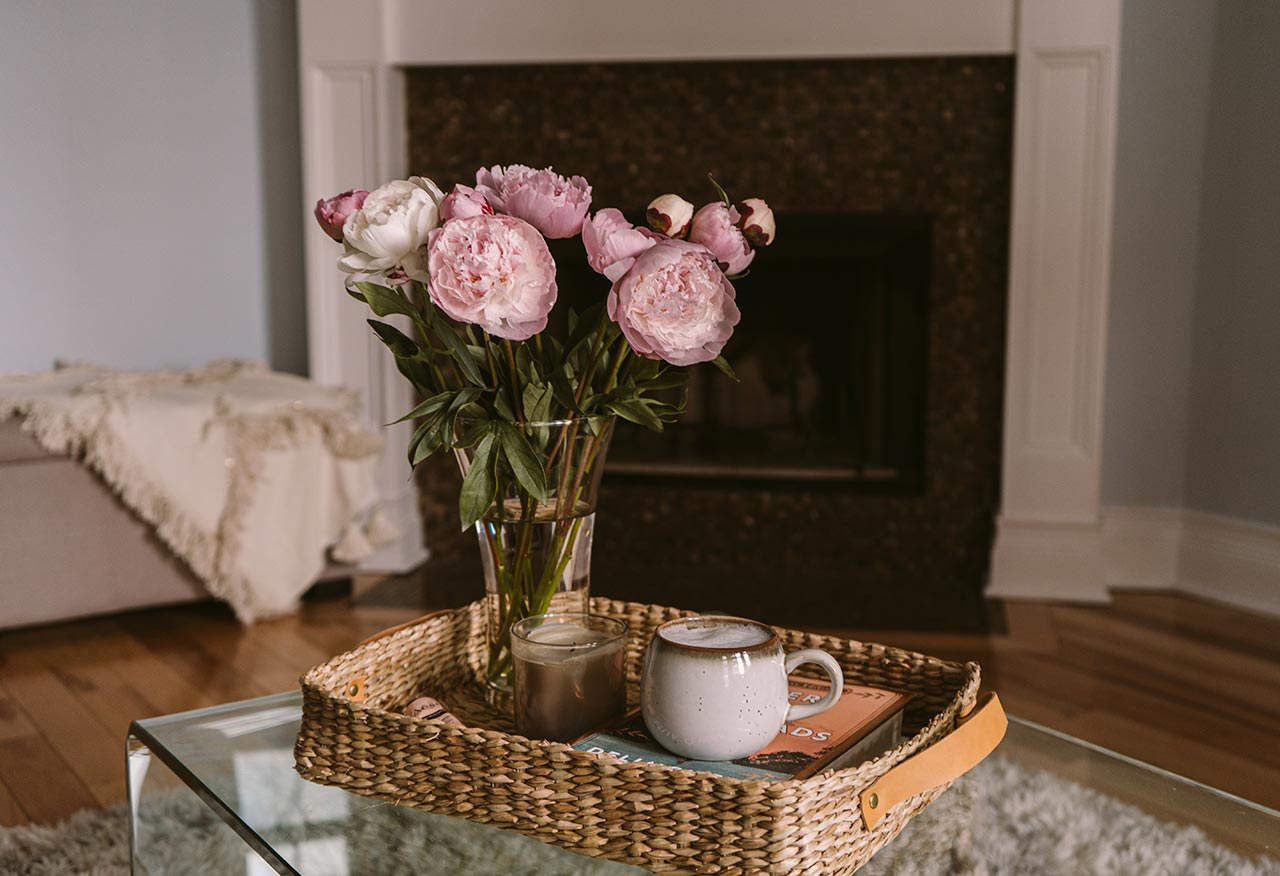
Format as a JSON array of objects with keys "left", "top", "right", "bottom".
[
  {"left": 348, "top": 683, "right": 360, "bottom": 696},
  {"left": 869, "top": 793, "right": 879, "bottom": 809}
]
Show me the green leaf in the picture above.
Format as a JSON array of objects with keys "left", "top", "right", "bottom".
[
  {"left": 494, "top": 390, "right": 516, "bottom": 421},
  {"left": 344, "top": 278, "right": 367, "bottom": 303},
  {"left": 630, "top": 357, "right": 661, "bottom": 382},
  {"left": 606, "top": 398, "right": 664, "bottom": 432},
  {"left": 711, "top": 355, "right": 740, "bottom": 382},
  {"left": 564, "top": 303, "right": 605, "bottom": 355},
  {"left": 433, "top": 319, "right": 486, "bottom": 386},
  {"left": 394, "top": 356, "right": 438, "bottom": 394},
  {"left": 550, "top": 366, "right": 582, "bottom": 414},
  {"left": 444, "top": 387, "right": 483, "bottom": 443},
  {"left": 355, "top": 282, "right": 418, "bottom": 319},
  {"left": 524, "top": 382, "right": 554, "bottom": 424},
  {"left": 367, "top": 319, "right": 418, "bottom": 358},
  {"left": 637, "top": 371, "right": 690, "bottom": 391},
  {"left": 452, "top": 416, "right": 491, "bottom": 449},
  {"left": 497, "top": 422, "right": 549, "bottom": 501},
  {"left": 407, "top": 414, "right": 446, "bottom": 466},
  {"left": 458, "top": 431, "right": 498, "bottom": 529},
  {"left": 390, "top": 391, "right": 453, "bottom": 425}
]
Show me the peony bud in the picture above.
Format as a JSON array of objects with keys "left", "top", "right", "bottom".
[
  {"left": 646, "top": 194, "right": 695, "bottom": 238},
  {"left": 314, "top": 188, "right": 369, "bottom": 242},
  {"left": 736, "top": 198, "right": 776, "bottom": 248},
  {"left": 440, "top": 184, "right": 493, "bottom": 222}
]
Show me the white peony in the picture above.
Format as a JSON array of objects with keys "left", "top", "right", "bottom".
[{"left": 339, "top": 176, "right": 444, "bottom": 280}]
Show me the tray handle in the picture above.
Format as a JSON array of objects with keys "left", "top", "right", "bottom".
[
  {"left": 859, "top": 692, "right": 1007, "bottom": 830},
  {"left": 354, "top": 607, "right": 454, "bottom": 650}
]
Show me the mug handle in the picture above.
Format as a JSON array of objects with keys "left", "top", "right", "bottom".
[{"left": 783, "top": 649, "right": 844, "bottom": 721}]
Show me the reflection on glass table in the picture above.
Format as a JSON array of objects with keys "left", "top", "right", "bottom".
[{"left": 127, "top": 692, "right": 1279, "bottom": 875}]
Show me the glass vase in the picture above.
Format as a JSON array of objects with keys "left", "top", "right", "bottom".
[{"left": 454, "top": 416, "right": 615, "bottom": 693}]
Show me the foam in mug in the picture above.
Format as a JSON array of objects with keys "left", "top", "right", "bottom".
[{"left": 659, "top": 618, "right": 773, "bottom": 649}]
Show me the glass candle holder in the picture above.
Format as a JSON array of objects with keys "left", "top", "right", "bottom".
[{"left": 510, "top": 613, "right": 628, "bottom": 742}]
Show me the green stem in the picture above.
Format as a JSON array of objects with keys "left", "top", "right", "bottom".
[
  {"left": 602, "top": 340, "right": 632, "bottom": 393},
  {"left": 481, "top": 333, "right": 500, "bottom": 391},
  {"left": 575, "top": 320, "right": 608, "bottom": 404},
  {"left": 503, "top": 339, "right": 525, "bottom": 426}
]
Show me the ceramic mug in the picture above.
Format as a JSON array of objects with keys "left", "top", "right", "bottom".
[{"left": 640, "top": 615, "right": 844, "bottom": 761}]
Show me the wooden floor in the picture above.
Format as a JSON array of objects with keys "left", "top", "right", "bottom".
[{"left": 1, "top": 586, "right": 1278, "bottom": 827}]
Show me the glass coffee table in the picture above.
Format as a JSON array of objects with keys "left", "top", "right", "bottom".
[{"left": 127, "top": 692, "right": 1279, "bottom": 875}]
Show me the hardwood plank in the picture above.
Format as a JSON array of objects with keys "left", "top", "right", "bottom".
[
  {"left": 1051, "top": 710, "right": 1280, "bottom": 813},
  {"left": 0, "top": 778, "right": 29, "bottom": 827},
  {"left": 0, "top": 666, "right": 126, "bottom": 808},
  {"left": 47, "top": 662, "right": 162, "bottom": 745},
  {"left": 0, "top": 679, "right": 38, "bottom": 742},
  {"left": 1110, "top": 591, "right": 1280, "bottom": 662},
  {"left": 0, "top": 735, "right": 97, "bottom": 825},
  {"left": 1049, "top": 610, "right": 1280, "bottom": 735},
  {"left": 115, "top": 611, "right": 277, "bottom": 704},
  {"left": 991, "top": 650, "right": 1280, "bottom": 773}
]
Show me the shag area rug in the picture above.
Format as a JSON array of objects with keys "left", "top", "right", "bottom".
[{"left": 2, "top": 756, "right": 1276, "bottom": 875}]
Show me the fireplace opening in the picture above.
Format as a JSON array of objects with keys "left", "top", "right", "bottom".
[{"left": 552, "top": 214, "right": 931, "bottom": 487}]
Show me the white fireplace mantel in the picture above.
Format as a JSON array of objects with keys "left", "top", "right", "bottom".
[{"left": 296, "top": 0, "right": 1123, "bottom": 603}]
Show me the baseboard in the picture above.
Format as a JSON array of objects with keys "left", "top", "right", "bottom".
[
  {"left": 1101, "top": 506, "right": 1183, "bottom": 590},
  {"left": 1101, "top": 506, "right": 1280, "bottom": 618},
  {"left": 1177, "top": 510, "right": 1280, "bottom": 618},
  {"left": 986, "top": 516, "right": 1111, "bottom": 603},
  {"left": 987, "top": 506, "right": 1280, "bottom": 617}
]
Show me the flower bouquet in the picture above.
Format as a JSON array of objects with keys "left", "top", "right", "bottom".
[{"left": 315, "top": 166, "right": 775, "bottom": 690}]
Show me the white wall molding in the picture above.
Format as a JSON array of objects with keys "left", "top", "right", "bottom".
[
  {"left": 987, "top": 0, "right": 1122, "bottom": 603},
  {"left": 298, "top": 2, "right": 427, "bottom": 574},
  {"left": 1100, "top": 506, "right": 1280, "bottom": 618},
  {"left": 381, "top": 0, "right": 1015, "bottom": 64}
]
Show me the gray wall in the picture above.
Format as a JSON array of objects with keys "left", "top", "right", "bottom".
[
  {"left": 1101, "top": 0, "right": 1215, "bottom": 509},
  {"left": 0, "top": 1, "right": 306, "bottom": 375},
  {"left": 1184, "top": 1, "right": 1280, "bottom": 525},
  {"left": 1104, "top": 0, "right": 1280, "bottom": 528}
]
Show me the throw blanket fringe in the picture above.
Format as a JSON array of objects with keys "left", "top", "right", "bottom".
[{"left": 0, "top": 361, "right": 385, "bottom": 622}]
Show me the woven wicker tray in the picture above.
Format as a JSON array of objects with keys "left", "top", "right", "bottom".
[{"left": 294, "top": 597, "right": 1005, "bottom": 874}]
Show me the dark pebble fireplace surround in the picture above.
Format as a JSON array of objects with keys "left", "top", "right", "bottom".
[{"left": 406, "top": 56, "right": 1014, "bottom": 630}]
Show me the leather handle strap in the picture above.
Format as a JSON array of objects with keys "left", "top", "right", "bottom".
[{"left": 859, "top": 693, "right": 1007, "bottom": 830}]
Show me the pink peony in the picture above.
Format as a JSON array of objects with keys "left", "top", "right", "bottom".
[
  {"left": 440, "top": 184, "right": 493, "bottom": 222},
  {"left": 475, "top": 164, "right": 592, "bottom": 238},
  {"left": 607, "top": 240, "right": 740, "bottom": 366},
  {"left": 582, "top": 208, "right": 660, "bottom": 282},
  {"left": 688, "top": 202, "right": 755, "bottom": 275},
  {"left": 737, "top": 197, "right": 776, "bottom": 247},
  {"left": 426, "top": 213, "right": 558, "bottom": 341},
  {"left": 314, "top": 188, "right": 368, "bottom": 242}
]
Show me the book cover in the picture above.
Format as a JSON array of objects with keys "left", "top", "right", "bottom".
[{"left": 572, "top": 679, "right": 911, "bottom": 781}]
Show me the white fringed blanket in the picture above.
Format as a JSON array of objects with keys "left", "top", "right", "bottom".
[{"left": 0, "top": 360, "right": 391, "bottom": 622}]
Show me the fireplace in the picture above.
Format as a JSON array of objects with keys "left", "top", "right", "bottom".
[
  {"left": 554, "top": 214, "right": 930, "bottom": 487},
  {"left": 301, "top": 3, "right": 1125, "bottom": 613},
  {"left": 404, "top": 56, "right": 1013, "bottom": 629}
]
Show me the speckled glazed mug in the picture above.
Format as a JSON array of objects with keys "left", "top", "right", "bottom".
[{"left": 640, "top": 615, "right": 844, "bottom": 761}]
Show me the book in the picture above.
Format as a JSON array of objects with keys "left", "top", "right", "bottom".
[{"left": 572, "top": 678, "right": 911, "bottom": 781}]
